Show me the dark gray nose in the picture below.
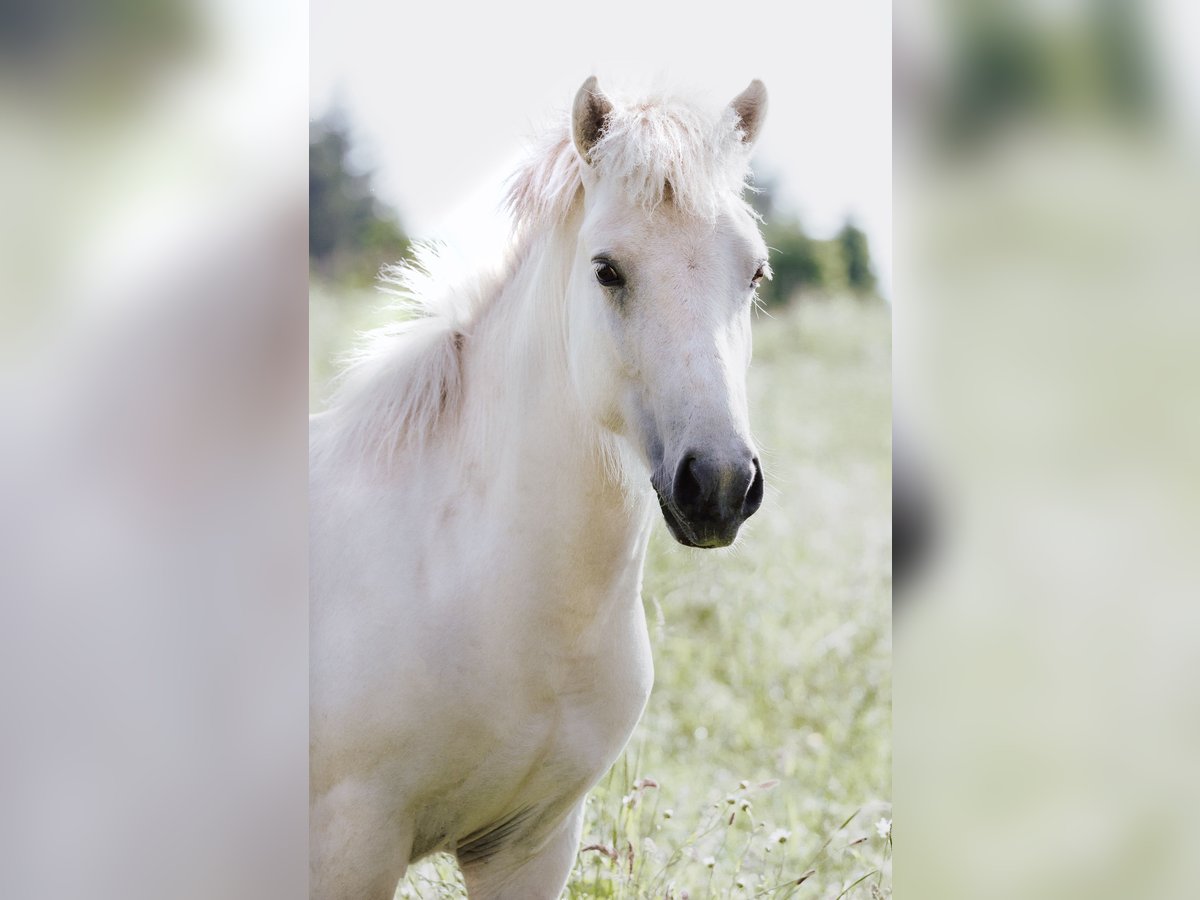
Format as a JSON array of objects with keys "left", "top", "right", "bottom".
[{"left": 669, "top": 450, "right": 763, "bottom": 546}]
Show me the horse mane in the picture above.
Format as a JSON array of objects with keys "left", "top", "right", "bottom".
[
  {"left": 320, "top": 88, "right": 756, "bottom": 466},
  {"left": 316, "top": 242, "right": 500, "bottom": 467},
  {"left": 505, "top": 88, "right": 754, "bottom": 231}
]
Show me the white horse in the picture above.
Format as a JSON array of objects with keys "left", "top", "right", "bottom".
[{"left": 310, "top": 77, "right": 770, "bottom": 899}]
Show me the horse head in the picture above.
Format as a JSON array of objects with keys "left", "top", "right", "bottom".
[{"left": 565, "top": 77, "right": 769, "bottom": 548}]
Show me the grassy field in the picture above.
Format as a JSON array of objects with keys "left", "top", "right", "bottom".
[{"left": 311, "top": 285, "right": 893, "bottom": 898}]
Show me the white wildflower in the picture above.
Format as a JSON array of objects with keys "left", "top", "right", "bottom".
[{"left": 875, "top": 817, "right": 891, "bottom": 839}]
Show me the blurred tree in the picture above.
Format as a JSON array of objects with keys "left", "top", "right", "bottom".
[
  {"left": 1091, "top": 0, "right": 1158, "bottom": 125},
  {"left": 750, "top": 167, "right": 880, "bottom": 306},
  {"left": 760, "top": 221, "right": 825, "bottom": 307},
  {"left": 938, "top": 0, "right": 1161, "bottom": 150},
  {"left": 751, "top": 167, "right": 816, "bottom": 306},
  {"left": 0, "top": 0, "right": 200, "bottom": 113},
  {"left": 310, "top": 107, "right": 408, "bottom": 286},
  {"left": 837, "top": 220, "right": 877, "bottom": 297},
  {"left": 941, "top": 6, "right": 1051, "bottom": 148}
]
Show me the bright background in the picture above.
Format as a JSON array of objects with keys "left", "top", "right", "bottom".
[{"left": 310, "top": 0, "right": 892, "bottom": 298}]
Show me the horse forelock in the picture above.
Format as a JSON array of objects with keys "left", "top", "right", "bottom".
[{"left": 505, "top": 89, "right": 755, "bottom": 231}]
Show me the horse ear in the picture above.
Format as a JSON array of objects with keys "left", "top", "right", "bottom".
[
  {"left": 730, "top": 79, "right": 768, "bottom": 146},
  {"left": 572, "top": 76, "right": 613, "bottom": 164}
]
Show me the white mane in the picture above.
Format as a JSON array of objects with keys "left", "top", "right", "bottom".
[
  {"left": 319, "top": 88, "right": 757, "bottom": 465},
  {"left": 505, "top": 88, "right": 755, "bottom": 231}
]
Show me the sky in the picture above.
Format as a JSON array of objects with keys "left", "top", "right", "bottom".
[{"left": 311, "top": 0, "right": 892, "bottom": 297}]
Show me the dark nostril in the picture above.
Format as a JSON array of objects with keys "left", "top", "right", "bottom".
[
  {"left": 742, "top": 457, "right": 764, "bottom": 517},
  {"left": 673, "top": 454, "right": 703, "bottom": 511},
  {"left": 673, "top": 452, "right": 761, "bottom": 524}
]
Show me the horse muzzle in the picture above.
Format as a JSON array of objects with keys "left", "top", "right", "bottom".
[{"left": 654, "top": 450, "right": 764, "bottom": 548}]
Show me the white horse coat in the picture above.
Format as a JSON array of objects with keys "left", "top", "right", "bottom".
[{"left": 310, "top": 77, "right": 770, "bottom": 899}]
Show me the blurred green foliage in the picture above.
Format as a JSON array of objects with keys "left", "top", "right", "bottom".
[
  {"left": 310, "top": 107, "right": 409, "bottom": 286},
  {"left": 0, "top": 0, "right": 198, "bottom": 66},
  {"left": 0, "top": 0, "right": 201, "bottom": 114},
  {"left": 751, "top": 171, "right": 880, "bottom": 306},
  {"left": 939, "top": 0, "right": 1159, "bottom": 150},
  {"left": 838, "top": 221, "right": 877, "bottom": 297}
]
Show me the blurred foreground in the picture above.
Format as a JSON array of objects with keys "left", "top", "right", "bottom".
[
  {"left": 896, "top": 0, "right": 1200, "bottom": 897},
  {"left": 0, "top": 2, "right": 307, "bottom": 898}
]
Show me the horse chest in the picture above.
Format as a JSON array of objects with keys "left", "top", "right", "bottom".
[
  {"left": 496, "top": 606, "right": 649, "bottom": 758},
  {"left": 316, "top": 460, "right": 656, "bottom": 862},
  {"left": 413, "top": 599, "right": 654, "bottom": 856}
]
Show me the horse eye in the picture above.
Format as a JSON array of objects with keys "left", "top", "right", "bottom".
[
  {"left": 751, "top": 265, "right": 767, "bottom": 287},
  {"left": 594, "top": 262, "right": 624, "bottom": 288}
]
